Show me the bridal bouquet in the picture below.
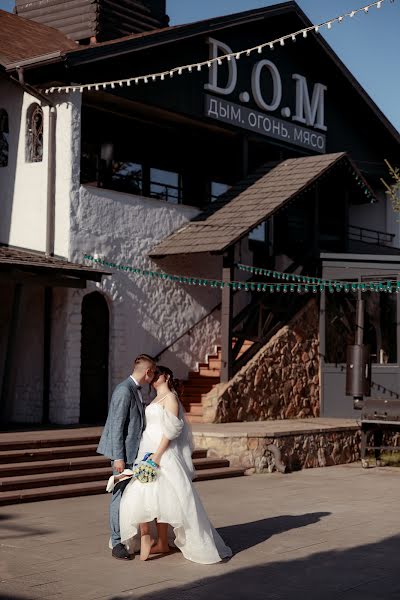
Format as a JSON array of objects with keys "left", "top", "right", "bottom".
[{"left": 132, "top": 453, "right": 159, "bottom": 483}]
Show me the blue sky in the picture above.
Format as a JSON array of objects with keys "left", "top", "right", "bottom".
[{"left": 1, "top": 0, "right": 399, "bottom": 132}]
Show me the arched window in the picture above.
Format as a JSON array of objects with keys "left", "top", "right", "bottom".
[
  {"left": 0, "top": 108, "right": 9, "bottom": 168},
  {"left": 26, "top": 103, "right": 43, "bottom": 163}
]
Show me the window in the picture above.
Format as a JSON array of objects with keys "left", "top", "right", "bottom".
[
  {"left": 111, "top": 161, "right": 143, "bottom": 195},
  {"left": 0, "top": 108, "right": 9, "bottom": 167},
  {"left": 249, "top": 222, "right": 266, "bottom": 242},
  {"left": 26, "top": 103, "right": 43, "bottom": 163},
  {"left": 211, "top": 181, "right": 230, "bottom": 202},
  {"left": 150, "top": 168, "right": 181, "bottom": 204}
]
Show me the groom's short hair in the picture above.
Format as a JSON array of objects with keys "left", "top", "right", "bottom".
[{"left": 134, "top": 354, "right": 156, "bottom": 369}]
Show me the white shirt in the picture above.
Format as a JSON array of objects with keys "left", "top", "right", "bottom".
[{"left": 130, "top": 375, "right": 144, "bottom": 404}]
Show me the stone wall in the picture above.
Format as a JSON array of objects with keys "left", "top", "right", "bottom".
[
  {"left": 203, "top": 299, "right": 320, "bottom": 423},
  {"left": 193, "top": 428, "right": 362, "bottom": 474}
]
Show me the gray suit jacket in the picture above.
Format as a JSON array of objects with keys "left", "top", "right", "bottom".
[{"left": 97, "top": 377, "right": 145, "bottom": 465}]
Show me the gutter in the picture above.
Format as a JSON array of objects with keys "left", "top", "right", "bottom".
[{"left": 5, "top": 51, "right": 63, "bottom": 72}]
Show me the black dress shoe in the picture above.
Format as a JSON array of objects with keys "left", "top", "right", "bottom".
[{"left": 112, "top": 543, "right": 132, "bottom": 560}]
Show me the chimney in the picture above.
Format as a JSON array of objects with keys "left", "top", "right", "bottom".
[{"left": 15, "top": 0, "right": 170, "bottom": 44}]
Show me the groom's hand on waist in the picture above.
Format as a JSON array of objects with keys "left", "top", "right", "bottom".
[{"left": 114, "top": 459, "right": 125, "bottom": 473}]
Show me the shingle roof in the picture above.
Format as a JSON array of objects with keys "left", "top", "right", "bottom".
[
  {"left": 150, "top": 152, "right": 371, "bottom": 257},
  {"left": 0, "top": 246, "right": 109, "bottom": 281},
  {"left": 0, "top": 9, "right": 76, "bottom": 68}
]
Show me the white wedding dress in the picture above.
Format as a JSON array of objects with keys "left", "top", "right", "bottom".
[{"left": 119, "top": 398, "right": 232, "bottom": 564}]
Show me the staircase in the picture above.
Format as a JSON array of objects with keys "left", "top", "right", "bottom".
[
  {"left": 182, "top": 341, "right": 253, "bottom": 423},
  {"left": 0, "top": 428, "right": 245, "bottom": 506}
]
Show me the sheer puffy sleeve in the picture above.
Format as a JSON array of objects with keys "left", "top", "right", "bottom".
[{"left": 160, "top": 408, "right": 184, "bottom": 440}]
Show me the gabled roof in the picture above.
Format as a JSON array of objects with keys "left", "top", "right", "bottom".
[
  {"left": 150, "top": 153, "right": 374, "bottom": 257},
  {"left": 63, "top": 2, "right": 295, "bottom": 63},
  {"left": 0, "top": 9, "right": 76, "bottom": 69},
  {"left": 1, "top": 2, "right": 398, "bottom": 148}
]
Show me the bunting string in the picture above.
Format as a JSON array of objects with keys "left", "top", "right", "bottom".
[
  {"left": 237, "top": 263, "right": 400, "bottom": 287},
  {"left": 43, "top": 0, "right": 393, "bottom": 95},
  {"left": 84, "top": 254, "right": 400, "bottom": 294}
]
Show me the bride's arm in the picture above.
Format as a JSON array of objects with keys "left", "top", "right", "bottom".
[{"left": 150, "top": 394, "right": 179, "bottom": 467}]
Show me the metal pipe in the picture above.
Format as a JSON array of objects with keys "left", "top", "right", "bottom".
[
  {"left": 46, "top": 107, "right": 57, "bottom": 256},
  {"left": 355, "top": 298, "right": 365, "bottom": 346}
]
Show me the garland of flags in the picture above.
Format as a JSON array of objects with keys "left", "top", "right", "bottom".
[
  {"left": 43, "top": 0, "right": 393, "bottom": 95},
  {"left": 84, "top": 254, "right": 400, "bottom": 293}
]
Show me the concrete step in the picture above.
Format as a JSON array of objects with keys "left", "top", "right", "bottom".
[
  {"left": 0, "top": 459, "right": 245, "bottom": 505},
  {"left": 0, "top": 480, "right": 106, "bottom": 505},
  {"left": 0, "top": 430, "right": 101, "bottom": 452},
  {"left": 192, "top": 449, "right": 207, "bottom": 459},
  {"left": 186, "top": 404, "right": 203, "bottom": 417},
  {"left": 187, "top": 374, "right": 220, "bottom": 383},
  {"left": 208, "top": 358, "right": 222, "bottom": 370},
  {"left": 193, "top": 466, "right": 246, "bottom": 481},
  {"left": 0, "top": 467, "right": 111, "bottom": 491},
  {"left": 0, "top": 460, "right": 230, "bottom": 491},
  {"left": 189, "top": 363, "right": 219, "bottom": 383},
  {"left": 0, "top": 455, "right": 109, "bottom": 477},
  {"left": 183, "top": 385, "right": 217, "bottom": 395},
  {"left": 197, "top": 368, "right": 221, "bottom": 377},
  {"left": 0, "top": 444, "right": 99, "bottom": 464},
  {"left": 193, "top": 458, "right": 229, "bottom": 471}
]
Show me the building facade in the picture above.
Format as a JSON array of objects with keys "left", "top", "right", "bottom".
[{"left": 0, "top": 1, "right": 399, "bottom": 425}]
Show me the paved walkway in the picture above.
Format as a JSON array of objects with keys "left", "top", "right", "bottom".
[{"left": 0, "top": 464, "right": 399, "bottom": 600}]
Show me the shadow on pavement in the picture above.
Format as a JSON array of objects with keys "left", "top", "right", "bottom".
[
  {"left": 218, "top": 512, "right": 331, "bottom": 554},
  {"left": 109, "top": 531, "right": 400, "bottom": 600},
  {"left": 0, "top": 512, "right": 56, "bottom": 540}
]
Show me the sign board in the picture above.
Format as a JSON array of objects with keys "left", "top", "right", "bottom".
[{"left": 204, "top": 37, "right": 327, "bottom": 153}]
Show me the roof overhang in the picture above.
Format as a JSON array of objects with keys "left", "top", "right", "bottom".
[
  {"left": 149, "top": 152, "right": 376, "bottom": 258},
  {"left": 0, "top": 246, "right": 110, "bottom": 288},
  {"left": 321, "top": 252, "right": 400, "bottom": 281}
]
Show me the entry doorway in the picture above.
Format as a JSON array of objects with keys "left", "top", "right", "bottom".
[{"left": 80, "top": 292, "right": 109, "bottom": 424}]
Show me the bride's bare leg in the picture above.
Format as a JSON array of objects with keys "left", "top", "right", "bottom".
[
  {"left": 139, "top": 522, "right": 154, "bottom": 561},
  {"left": 150, "top": 522, "right": 170, "bottom": 554}
]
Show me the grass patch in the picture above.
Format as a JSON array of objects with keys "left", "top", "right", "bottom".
[{"left": 380, "top": 452, "right": 400, "bottom": 466}]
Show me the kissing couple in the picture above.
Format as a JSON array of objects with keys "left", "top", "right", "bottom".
[{"left": 97, "top": 354, "right": 232, "bottom": 564}]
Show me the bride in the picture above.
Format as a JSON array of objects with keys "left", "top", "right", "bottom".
[{"left": 119, "top": 365, "right": 232, "bottom": 564}]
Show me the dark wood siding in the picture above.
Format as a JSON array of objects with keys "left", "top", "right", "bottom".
[{"left": 15, "top": 0, "right": 169, "bottom": 42}]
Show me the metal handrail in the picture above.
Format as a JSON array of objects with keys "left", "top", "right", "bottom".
[
  {"left": 348, "top": 225, "right": 395, "bottom": 246},
  {"left": 149, "top": 180, "right": 182, "bottom": 203},
  {"left": 155, "top": 301, "right": 222, "bottom": 361}
]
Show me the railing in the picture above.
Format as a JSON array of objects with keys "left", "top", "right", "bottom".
[
  {"left": 149, "top": 181, "right": 182, "bottom": 204},
  {"left": 230, "top": 260, "right": 313, "bottom": 375},
  {"left": 348, "top": 225, "right": 395, "bottom": 247},
  {"left": 155, "top": 301, "right": 222, "bottom": 361}
]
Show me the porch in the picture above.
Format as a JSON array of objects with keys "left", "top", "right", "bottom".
[{"left": 0, "top": 246, "right": 108, "bottom": 426}]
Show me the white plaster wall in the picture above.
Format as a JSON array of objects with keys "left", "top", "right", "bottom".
[
  {"left": 0, "top": 78, "right": 48, "bottom": 250},
  {"left": 0, "top": 78, "right": 80, "bottom": 255},
  {"left": 54, "top": 92, "right": 82, "bottom": 257},
  {"left": 70, "top": 186, "right": 222, "bottom": 385}
]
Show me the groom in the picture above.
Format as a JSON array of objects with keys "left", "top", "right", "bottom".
[{"left": 97, "top": 354, "right": 157, "bottom": 560}]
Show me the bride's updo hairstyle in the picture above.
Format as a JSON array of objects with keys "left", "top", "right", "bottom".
[{"left": 156, "top": 365, "right": 183, "bottom": 400}]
